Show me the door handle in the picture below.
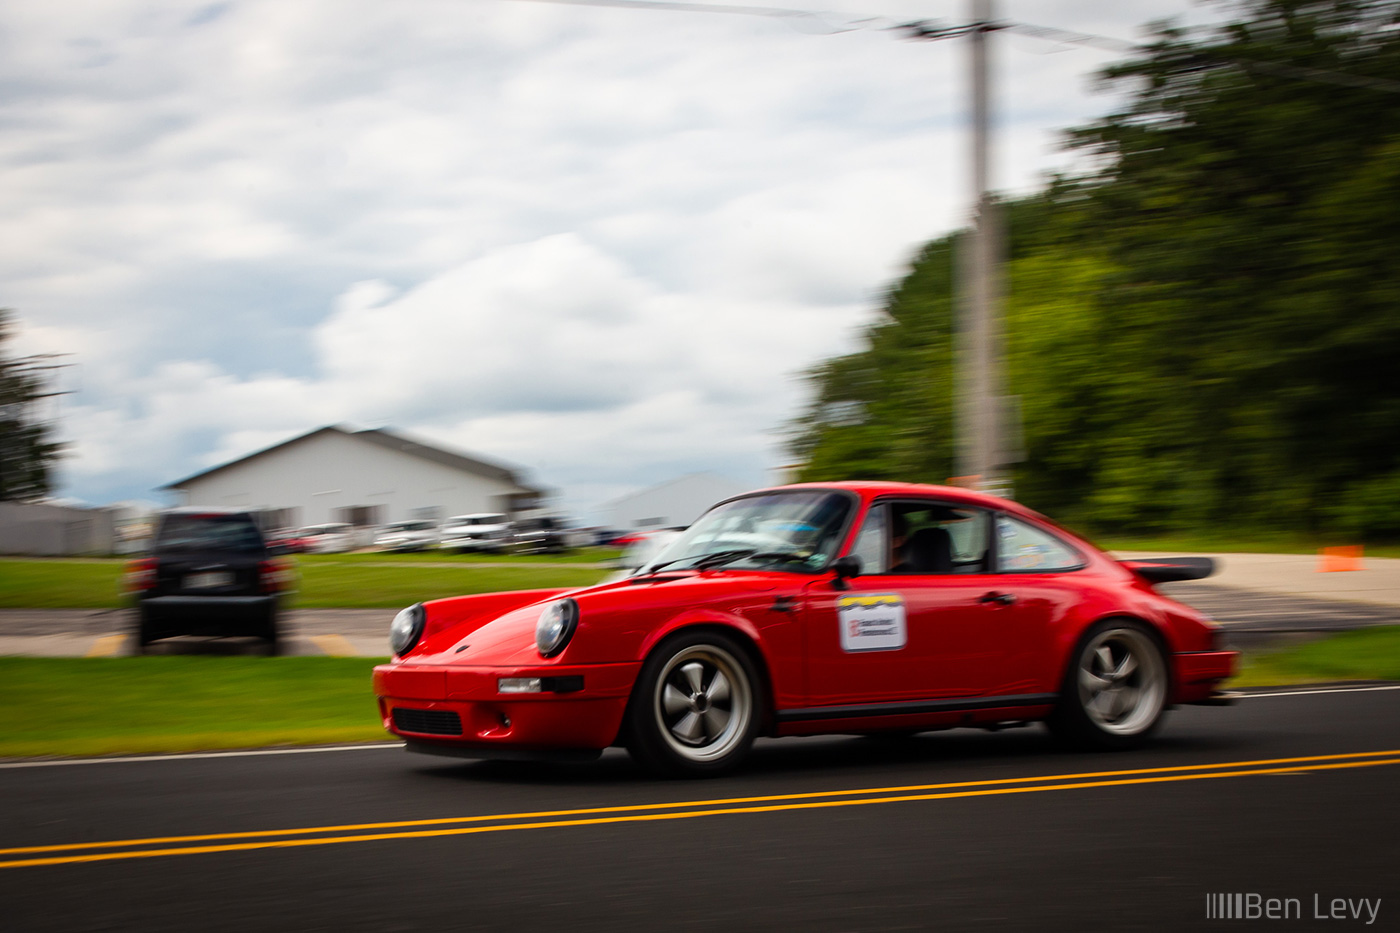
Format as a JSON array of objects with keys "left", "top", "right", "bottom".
[{"left": 979, "top": 591, "right": 1016, "bottom": 607}]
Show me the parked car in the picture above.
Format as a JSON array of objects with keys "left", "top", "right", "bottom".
[
  {"left": 125, "top": 508, "right": 296, "bottom": 651},
  {"left": 265, "top": 527, "right": 311, "bottom": 553},
  {"left": 600, "top": 528, "right": 684, "bottom": 584},
  {"left": 439, "top": 513, "right": 513, "bottom": 552},
  {"left": 509, "top": 515, "right": 572, "bottom": 553},
  {"left": 298, "top": 523, "right": 358, "bottom": 554},
  {"left": 374, "top": 520, "right": 440, "bottom": 552},
  {"left": 373, "top": 481, "right": 1238, "bottom": 776},
  {"left": 591, "top": 528, "right": 627, "bottom": 547}
]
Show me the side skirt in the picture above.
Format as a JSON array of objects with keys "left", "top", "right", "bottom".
[{"left": 776, "top": 693, "right": 1059, "bottom": 725}]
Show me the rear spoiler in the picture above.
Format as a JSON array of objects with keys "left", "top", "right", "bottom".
[{"left": 1119, "top": 557, "right": 1216, "bottom": 584}]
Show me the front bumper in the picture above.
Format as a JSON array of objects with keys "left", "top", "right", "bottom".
[
  {"left": 373, "top": 660, "right": 642, "bottom": 753},
  {"left": 1173, "top": 649, "right": 1240, "bottom": 703}
]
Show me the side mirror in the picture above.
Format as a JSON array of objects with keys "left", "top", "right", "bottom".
[{"left": 831, "top": 555, "right": 862, "bottom": 590}]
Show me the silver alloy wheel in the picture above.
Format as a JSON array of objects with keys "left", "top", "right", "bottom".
[
  {"left": 652, "top": 644, "right": 753, "bottom": 763},
  {"left": 1076, "top": 626, "right": 1166, "bottom": 736}
]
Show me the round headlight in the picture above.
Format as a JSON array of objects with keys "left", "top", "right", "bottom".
[
  {"left": 389, "top": 603, "right": 426, "bottom": 656},
  {"left": 535, "top": 598, "right": 579, "bottom": 658}
]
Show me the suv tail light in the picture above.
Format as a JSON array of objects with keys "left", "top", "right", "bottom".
[
  {"left": 123, "top": 558, "right": 157, "bottom": 592},
  {"left": 258, "top": 559, "right": 294, "bottom": 594}
]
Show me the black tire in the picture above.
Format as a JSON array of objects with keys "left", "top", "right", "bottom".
[
  {"left": 136, "top": 609, "right": 155, "bottom": 654},
  {"left": 626, "top": 630, "right": 762, "bottom": 777},
  {"left": 1048, "top": 618, "right": 1169, "bottom": 750}
]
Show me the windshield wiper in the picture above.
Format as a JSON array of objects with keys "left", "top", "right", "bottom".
[
  {"left": 643, "top": 548, "right": 812, "bottom": 575},
  {"left": 643, "top": 548, "right": 754, "bottom": 574},
  {"left": 691, "top": 548, "right": 759, "bottom": 570}
]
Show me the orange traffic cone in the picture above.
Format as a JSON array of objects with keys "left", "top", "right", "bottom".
[{"left": 1318, "top": 545, "right": 1364, "bottom": 572}]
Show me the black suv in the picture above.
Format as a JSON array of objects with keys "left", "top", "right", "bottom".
[{"left": 127, "top": 509, "right": 294, "bottom": 651}]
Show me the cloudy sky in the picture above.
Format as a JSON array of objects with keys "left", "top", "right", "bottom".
[{"left": 3, "top": 0, "right": 1227, "bottom": 520}]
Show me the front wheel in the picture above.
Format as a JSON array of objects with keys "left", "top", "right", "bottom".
[
  {"left": 626, "top": 631, "right": 761, "bottom": 777},
  {"left": 1048, "top": 620, "right": 1169, "bottom": 750}
]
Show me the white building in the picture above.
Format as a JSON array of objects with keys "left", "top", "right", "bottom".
[
  {"left": 163, "top": 425, "right": 543, "bottom": 530},
  {"left": 0, "top": 501, "right": 118, "bottom": 556},
  {"left": 603, "top": 473, "right": 750, "bottom": 531}
]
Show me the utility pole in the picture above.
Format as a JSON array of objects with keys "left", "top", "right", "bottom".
[{"left": 957, "top": 0, "right": 1008, "bottom": 496}]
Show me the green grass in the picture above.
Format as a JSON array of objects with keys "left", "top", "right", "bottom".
[
  {"left": 1, "top": 627, "right": 1396, "bottom": 759},
  {"left": 0, "top": 657, "right": 392, "bottom": 758},
  {"left": 0, "top": 556, "right": 612, "bottom": 609},
  {"left": 293, "top": 563, "right": 608, "bottom": 608},
  {"left": 1229, "top": 626, "right": 1400, "bottom": 687}
]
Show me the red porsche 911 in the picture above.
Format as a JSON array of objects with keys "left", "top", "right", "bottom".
[{"left": 372, "top": 482, "right": 1237, "bottom": 776}]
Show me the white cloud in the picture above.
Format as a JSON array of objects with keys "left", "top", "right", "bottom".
[{"left": 0, "top": 0, "right": 1232, "bottom": 511}]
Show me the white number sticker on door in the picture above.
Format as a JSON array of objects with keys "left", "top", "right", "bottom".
[{"left": 837, "top": 594, "right": 907, "bottom": 652}]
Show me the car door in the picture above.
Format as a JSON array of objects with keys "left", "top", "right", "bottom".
[
  {"left": 979, "top": 511, "right": 1091, "bottom": 695},
  {"left": 801, "top": 499, "right": 1018, "bottom": 706}
]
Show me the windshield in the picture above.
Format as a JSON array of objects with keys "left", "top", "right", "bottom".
[
  {"left": 304, "top": 525, "right": 348, "bottom": 536},
  {"left": 641, "top": 491, "right": 852, "bottom": 574},
  {"left": 384, "top": 521, "right": 433, "bottom": 533},
  {"left": 450, "top": 515, "right": 502, "bottom": 527},
  {"left": 156, "top": 514, "right": 265, "bottom": 553}
]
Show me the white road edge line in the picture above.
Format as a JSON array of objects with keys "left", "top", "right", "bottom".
[
  {"left": 1237, "top": 684, "right": 1400, "bottom": 699},
  {"left": 0, "top": 743, "right": 404, "bottom": 770}
]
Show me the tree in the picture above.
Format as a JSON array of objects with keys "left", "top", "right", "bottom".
[
  {"left": 791, "top": 0, "right": 1400, "bottom": 538},
  {"left": 0, "top": 309, "right": 65, "bottom": 501}
]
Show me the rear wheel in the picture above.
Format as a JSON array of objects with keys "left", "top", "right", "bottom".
[
  {"left": 1049, "top": 620, "right": 1168, "bottom": 750},
  {"left": 626, "top": 631, "right": 761, "bottom": 777},
  {"left": 136, "top": 609, "right": 155, "bottom": 654},
  {"left": 263, "top": 611, "right": 281, "bottom": 656}
]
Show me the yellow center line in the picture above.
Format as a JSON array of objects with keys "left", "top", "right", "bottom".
[
  {"left": 84, "top": 634, "right": 127, "bottom": 658},
  {"left": 308, "top": 634, "right": 358, "bottom": 658},
  {"left": 3, "top": 749, "right": 1396, "bottom": 857},
  {"left": 1, "top": 750, "right": 1397, "bottom": 869}
]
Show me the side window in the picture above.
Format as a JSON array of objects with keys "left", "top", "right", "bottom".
[
  {"left": 995, "top": 515, "right": 1082, "bottom": 572},
  {"left": 888, "top": 502, "right": 991, "bottom": 574},
  {"left": 849, "top": 504, "right": 889, "bottom": 574}
]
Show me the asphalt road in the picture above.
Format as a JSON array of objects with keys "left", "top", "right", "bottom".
[{"left": 2, "top": 686, "right": 1396, "bottom": 932}]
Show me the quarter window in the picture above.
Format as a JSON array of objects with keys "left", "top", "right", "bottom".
[{"left": 995, "top": 515, "right": 1082, "bottom": 572}]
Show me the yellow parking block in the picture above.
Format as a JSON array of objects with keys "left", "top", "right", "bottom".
[
  {"left": 85, "top": 634, "right": 129, "bottom": 658},
  {"left": 308, "top": 634, "right": 359, "bottom": 657}
]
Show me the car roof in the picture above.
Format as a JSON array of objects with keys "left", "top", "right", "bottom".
[{"left": 739, "top": 481, "right": 1012, "bottom": 509}]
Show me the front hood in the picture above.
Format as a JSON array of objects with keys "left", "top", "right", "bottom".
[{"left": 404, "top": 571, "right": 787, "bottom": 667}]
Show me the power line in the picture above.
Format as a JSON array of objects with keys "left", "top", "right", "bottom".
[
  {"left": 500, "top": 0, "right": 807, "bottom": 18},
  {"left": 497, "top": 0, "right": 1400, "bottom": 95},
  {"left": 495, "top": 0, "right": 879, "bottom": 33},
  {"left": 478, "top": 0, "right": 1400, "bottom": 491},
  {"left": 1003, "top": 21, "right": 1400, "bottom": 94},
  {"left": 999, "top": 21, "right": 1137, "bottom": 54}
]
